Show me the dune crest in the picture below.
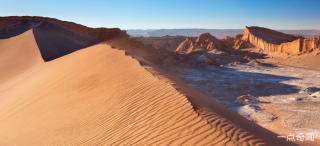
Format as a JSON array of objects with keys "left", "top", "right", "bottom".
[
  {"left": 0, "top": 16, "right": 127, "bottom": 41},
  {"left": 0, "top": 29, "right": 43, "bottom": 88},
  {"left": 0, "top": 16, "right": 158, "bottom": 59}
]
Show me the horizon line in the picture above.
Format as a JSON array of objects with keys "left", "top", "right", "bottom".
[{"left": 126, "top": 28, "right": 320, "bottom": 30}]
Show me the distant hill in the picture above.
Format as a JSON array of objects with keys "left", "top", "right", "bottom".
[
  {"left": 126, "top": 29, "right": 158, "bottom": 37},
  {"left": 126, "top": 29, "right": 320, "bottom": 39},
  {"left": 147, "top": 29, "right": 244, "bottom": 39},
  {"left": 278, "top": 30, "right": 320, "bottom": 38},
  {"left": 134, "top": 36, "right": 198, "bottom": 50}
]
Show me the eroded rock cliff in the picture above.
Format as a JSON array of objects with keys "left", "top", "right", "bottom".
[{"left": 243, "top": 26, "right": 320, "bottom": 53}]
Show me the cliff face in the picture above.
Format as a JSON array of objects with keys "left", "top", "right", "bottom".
[
  {"left": 243, "top": 26, "right": 320, "bottom": 53},
  {"left": 301, "top": 36, "right": 320, "bottom": 52},
  {"left": 0, "top": 16, "right": 128, "bottom": 41}
]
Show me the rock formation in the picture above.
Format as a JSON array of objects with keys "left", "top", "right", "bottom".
[
  {"left": 195, "top": 33, "right": 225, "bottom": 51},
  {"left": 223, "top": 36, "right": 234, "bottom": 46},
  {"left": 175, "top": 33, "right": 227, "bottom": 53},
  {"left": 176, "top": 33, "right": 252, "bottom": 53},
  {"left": 233, "top": 34, "right": 251, "bottom": 49},
  {"left": 242, "top": 26, "right": 320, "bottom": 53},
  {"left": 175, "top": 37, "right": 193, "bottom": 52}
]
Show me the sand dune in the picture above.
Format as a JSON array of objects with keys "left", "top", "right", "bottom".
[
  {"left": 0, "top": 29, "right": 297, "bottom": 145},
  {"left": 0, "top": 19, "right": 98, "bottom": 61},
  {"left": 0, "top": 29, "right": 43, "bottom": 89}
]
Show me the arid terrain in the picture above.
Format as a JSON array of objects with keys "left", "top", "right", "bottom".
[
  {"left": 133, "top": 26, "right": 320, "bottom": 146},
  {"left": 1, "top": 16, "right": 319, "bottom": 146},
  {"left": 127, "top": 29, "right": 320, "bottom": 39}
]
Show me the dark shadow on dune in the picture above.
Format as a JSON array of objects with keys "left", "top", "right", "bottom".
[
  {"left": 33, "top": 21, "right": 98, "bottom": 61},
  {"left": 0, "top": 20, "right": 42, "bottom": 39},
  {"left": 0, "top": 20, "right": 99, "bottom": 61}
]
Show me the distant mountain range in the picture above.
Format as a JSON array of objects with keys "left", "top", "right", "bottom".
[
  {"left": 125, "top": 29, "right": 158, "bottom": 37},
  {"left": 126, "top": 29, "right": 320, "bottom": 39}
]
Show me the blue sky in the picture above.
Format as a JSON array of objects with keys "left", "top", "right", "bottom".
[{"left": 1, "top": 0, "right": 320, "bottom": 29}]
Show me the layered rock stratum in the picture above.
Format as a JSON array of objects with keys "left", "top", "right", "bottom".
[{"left": 243, "top": 26, "right": 320, "bottom": 53}]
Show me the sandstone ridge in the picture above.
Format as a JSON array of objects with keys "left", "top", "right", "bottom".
[{"left": 243, "top": 26, "right": 320, "bottom": 53}]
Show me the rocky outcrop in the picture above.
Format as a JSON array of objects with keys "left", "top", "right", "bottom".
[
  {"left": 310, "top": 91, "right": 320, "bottom": 98},
  {"left": 0, "top": 16, "right": 128, "bottom": 41},
  {"left": 223, "top": 36, "right": 234, "bottom": 46},
  {"left": 243, "top": 26, "right": 320, "bottom": 53},
  {"left": 176, "top": 33, "right": 253, "bottom": 53},
  {"left": 176, "top": 37, "right": 194, "bottom": 52},
  {"left": 160, "top": 33, "right": 258, "bottom": 67},
  {"left": 299, "top": 87, "right": 320, "bottom": 94},
  {"left": 233, "top": 34, "right": 251, "bottom": 49},
  {"left": 182, "top": 33, "right": 226, "bottom": 52},
  {"left": 196, "top": 33, "right": 219, "bottom": 44},
  {"left": 195, "top": 33, "right": 226, "bottom": 51}
]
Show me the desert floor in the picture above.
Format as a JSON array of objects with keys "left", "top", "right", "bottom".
[{"left": 162, "top": 60, "right": 320, "bottom": 146}]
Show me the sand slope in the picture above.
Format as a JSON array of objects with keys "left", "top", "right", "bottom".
[
  {"left": 0, "top": 29, "right": 43, "bottom": 89},
  {"left": 0, "top": 30, "right": 296, "bottom": 145},
  {"left": 0, "top": 20, "right": 98, "bottom": 61}
]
